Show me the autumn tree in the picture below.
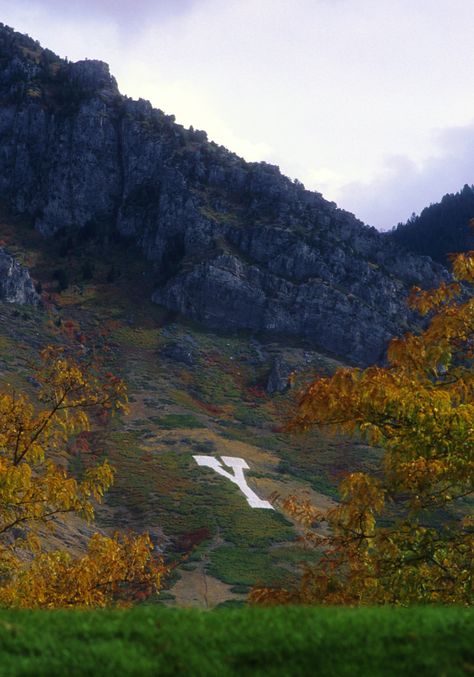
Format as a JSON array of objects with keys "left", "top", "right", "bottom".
[
  {"left": 0, "top": 342, "right": 164, "bottom": 607},
  {"left": 252, "top": 251, "right": 474, "bottom": 606}
]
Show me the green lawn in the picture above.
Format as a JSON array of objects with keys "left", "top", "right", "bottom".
[{"left": 0, "top": 606, "right": 471, "bottom": 676}]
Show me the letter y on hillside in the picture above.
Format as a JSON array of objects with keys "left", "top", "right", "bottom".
[{"left": 193, "top": 455, "right": 274, "bottom": 509}]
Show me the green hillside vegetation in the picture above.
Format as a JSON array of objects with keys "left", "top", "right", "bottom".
[
  {"left": 0, "top": 206, "right": 380, "bottom": 606},
  {"left": 0, "top": 606, "right": 471, "bottom": 676}
]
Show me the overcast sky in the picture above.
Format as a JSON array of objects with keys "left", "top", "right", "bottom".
[{"left": 2, "top": 0, "right": 474, "bottom": 229}]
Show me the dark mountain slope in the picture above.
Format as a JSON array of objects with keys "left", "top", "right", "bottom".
[
  {"left": 0, "top": 24, "right": 445, "bottom": 366},
  {"left": 390, "top": 184, "right": 474, "bottom": 265}
]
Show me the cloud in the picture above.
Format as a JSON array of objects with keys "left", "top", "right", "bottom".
[
  {"left": 3, "top": 0, "right": 200, "bottom": 36},
  {"left": 2, "top": 0, "right": 474, "bottom": 226},
  {"left": 335, "top": 124, "right": 474, "bottom": 230}
]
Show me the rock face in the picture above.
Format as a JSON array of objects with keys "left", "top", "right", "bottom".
[
  {"left": 266, "top": 356, "right": 293, "bottom": 395},
  {"left": 0, "top": 248, "right": 39, "bottom": 305},
  {"left": 161, "top": 342, "right": 196, "bottom": 367},
  {"left": 0, "top": 24, "right": 447, "bottom": 364}
]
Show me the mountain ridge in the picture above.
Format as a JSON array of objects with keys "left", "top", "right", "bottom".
[
  {"left": 389, "top": 184, "right": 474, "bottom": 265},
  {"left": 0, "top": 23, "right": 446, "bottom": 366}
]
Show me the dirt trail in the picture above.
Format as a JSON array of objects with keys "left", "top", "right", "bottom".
[{"left": 168, "top": 534, "right": 244, "bottom": 609}]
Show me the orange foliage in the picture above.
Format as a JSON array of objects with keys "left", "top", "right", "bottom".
[
  {"left": 0, "top": 341, "right": 165, "bottom": 607},
  {"left": 0, "top": 533, "right": 163, "bottom": 608},
  {"left": 252, "top": 252, "right": 474, "bottom": 606}
]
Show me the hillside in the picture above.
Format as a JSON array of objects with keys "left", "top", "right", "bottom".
[
  {"left": 0, "top": 207, "right": 385, "bottom": 606},
  {"left": 390, "top": 184, "right": 474, "bottom": 265}
]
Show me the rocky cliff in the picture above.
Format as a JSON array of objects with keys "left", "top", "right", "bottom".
[
  {"left": 0, "top": 248, "right": 38, "bottom": 305},
  {"left": 0, "top": 24, "right": 446, "bottom": 364}
]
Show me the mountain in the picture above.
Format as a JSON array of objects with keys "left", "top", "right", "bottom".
[
  {"left": 0, "top": 24, "right": 456, "bottom": 608},
  {"left": 0, "top": 23, "right": 446, "bottom": 367},
  {"left": 390, "top": 184, "right": 474, "bottom": 265}
]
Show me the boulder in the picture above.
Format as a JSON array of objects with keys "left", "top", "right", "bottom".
[
  {"left": 266, "top": 356, "right": 294, "bottom": 395},
  {"left": 161, "top": 342, "right": 196, "bottom": 367},
  {"left": 0, "top": 249, "right": 39, "bottom": 305}
]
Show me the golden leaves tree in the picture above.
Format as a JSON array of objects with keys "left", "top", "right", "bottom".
[
  {"left": 252, "top": 252, "right": 474, "bottom": 606},
  {"left": 0, "top": 343, "right": 164, "bottom": 607}
]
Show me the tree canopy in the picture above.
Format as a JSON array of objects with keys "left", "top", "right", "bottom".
[
  {"left": 392, "top": 185, "right": 474, "bottom": 265},
  {"left": 0, "top": 342, "right": 164, "bottom": 607}
]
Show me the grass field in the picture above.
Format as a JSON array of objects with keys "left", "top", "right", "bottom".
[{"left": 0, "top": 606, "right": 471, "bottom": 676}]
